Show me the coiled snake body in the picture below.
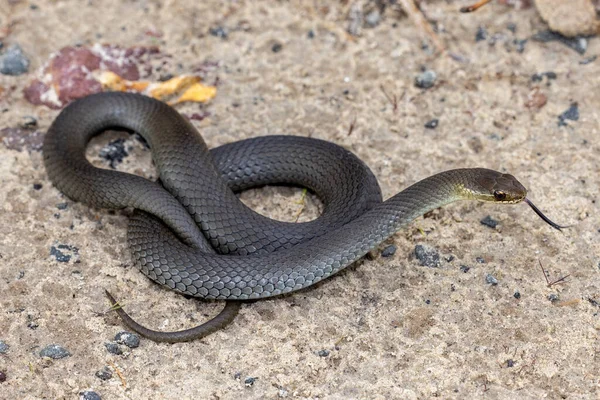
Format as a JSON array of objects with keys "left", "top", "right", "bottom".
[{"left": 44, "top": 92, "right": 560, "bottom": 342}]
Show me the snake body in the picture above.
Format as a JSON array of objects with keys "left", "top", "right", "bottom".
[{"left": 44, "top": 92, "right": 537, "bottom": 340}]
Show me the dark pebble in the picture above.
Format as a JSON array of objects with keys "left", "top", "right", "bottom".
[
  {"left": 234, "top": 372, "right": 242, "bottom": 380},
  {"left": 507, "top": 23, "right": 517, "bottom": 33},
  {"left": 158, "top": 73, "right": 174, "bottom": 82},
  {"left": 580, "top": 55, "right": 597, "bottom": 65},
  {"left": 485, "top": 274, "right": 498, "bottom": 286},
  {"left": 56, "top": 203, "right": 68, "bottom": 210},
  {"left": 475, "top": 26, "right": 487, "bottom": 42},
  {"left": 514, "top": 291, "right": 521, "bottom": 299},
  {"left": 424, "top": 119, "right": 439, "bottom": 129},
  {"left": 513, "top": 39, "right": 527, "bottom": 53},
  {"left": 0, "top": 44, "right": 30, "bottom": 76},
  {"left": 480, "top": 215, "right": 498, "bottom": 229},
  {"left": 476, "top": 257, "right": 485, "bottom": 264},
  {"left": 79, "top": 391, "right": 101, "bottom": 400},
  {"left": 506, "top": 359, "right": 515, "bottom": 368},
  {"left": 547, "top": 293, "right": 560, "bottom": 303},
  {"left": 381, "top": 245, "right": 397, "bottom": 258},
  {"left": 317, "top": 349, "right": 330, "bottom": 357},
  {"left": 531, "top": 71, "right": 557, "bottom": 82},
  {"left": 39, "top": 344, "right": 71, "bottom": 359},
  {"left": 414, "top": 244, "right": 440, "bottom": 268},
  {"left": 22, "top": 116, "right": 37, "bottom": 128},
  {"left": 558, "top": 102, "right": 579, "bottom": 127},
  {"left": 50, "top": 244, "right": 78, "bottom": 263},
  {"left": 532, "top": 30, "right": 587, "bottom": 54},
  {"left": 0, "top": 341, "right": 8, "bottom": 354},
  {"left": 33, "top": 183, "right": 43, "bottom": 190},
  {"left": 445, "top": 255, "right": 455, "bottom": 262},
  {"left": 115, "top": 331, "right": 140, "bottom": 348},
  {"left": 271, "top": 43, "right": 283, "bottom": 53},
  {"left": 460, "top": 265, "right": 470, "bottom": 273},
  {"left": 415, "top": 70, "right": 436, "bottom": 89},
  {"left": 209, "top": 26, "right": 228, "bottom": 39},
  {"left": 0, "top": 371, "right": 5, "bottom": 383},
  {"left": 364, "top": 10, "right": 381, "bottom": 28},
  {"left": 244, "top": 377, "right": 258, "bottom": 387},
  {"left": 307, "top": 30, "right": 315, "bottom": 39},
  {"left": 99, "top": 138, "right": 129, "bottom": 169},
  {"left": 104, "top": 342, "right": 123, "bottom": 355},
  {"left": 95, "top": 367, "right": 112, "bottom": 381}
]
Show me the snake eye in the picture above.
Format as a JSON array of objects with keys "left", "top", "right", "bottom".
[{"left": 493, "top": 190, "right": 507, "bottom": 201}]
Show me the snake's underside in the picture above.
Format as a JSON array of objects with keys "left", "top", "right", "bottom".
[{"left": 44, "top": 92, "right": 553, "bottom": 341}]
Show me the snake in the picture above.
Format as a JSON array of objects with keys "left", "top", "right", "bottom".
[{"left": 43, "top": 92, "right": 563, "bottom": 342}]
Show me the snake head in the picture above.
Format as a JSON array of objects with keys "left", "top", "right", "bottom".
[{"left": 459, "top": 168, "right": 527, "bottom": 204}]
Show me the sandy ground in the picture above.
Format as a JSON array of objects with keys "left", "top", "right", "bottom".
[{"left": 1, "top": 1, "right": 599, "bottom": 399}]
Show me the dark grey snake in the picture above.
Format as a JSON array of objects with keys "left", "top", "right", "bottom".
[{"left": 43, "top": 92, "right": 563, "bottom": 342}]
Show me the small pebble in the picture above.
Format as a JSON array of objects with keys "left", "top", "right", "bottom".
[
  {"left": 513, "top": 39, "right": 527, "bottom": 53},
  {"left": 558, "top": 103, "right": 579, "bottom": 127},
  {"left": 22, "top": 116, "right": 37, "bottom": 128},
  {"left": 244, "top": 377, "right": 258, "bottom": 387},
  {"left": 50, "top": 244, "right": 78, "bottom": 263},
  {"left": 485, "top": 274, "right": 498, "bottom": 286},
  {"left": 95, "top": 367, "right": 112, "bottom": 381},
  {"left": 445, "top": 255, "right": 455, "bottom": 262},
  {"left": 307, "top": 30, "right": 315, "bottom": 39},
  {"left": 234, "top": 372, "right": 242, "bottom": 380},
  {"left": 0, "top": 341, "right": 8, "bottom": 354},
  {"left": 0, "top": 44, "right": 30, "bottom": 76},
  {"left": 99, "top": 138, "right": 128, "bottom": 169},
  {"left": 33, "top": 183, "right": 43, "bottom": 190},
  {"left": 480, "top": 215, "right": 498, "bottom": 229},
  {"left": 39, "top": 344, "right": 71, "bottom": 359},
  {"left": 271, "top": 43, "right": 283, "bottom": 53},
  {"left": 514, "top": 291, "right": 521, "bottom": 299},
  {"left": 0, "top": 371, "right": 5, "bottom": 383},
  {"left": 532, "top": 30, "right": 587, "bottom": 54},
  {"left": 460, "top": 265, "right": 470, "bottom": 273},
  {"left": 278, "top": 388, "right": 289, "bottom": 398},
  {"left": 547, "top": 293, "right": 560, "bottom": 303},
  {"left": 475, "top": 26, "right": 487, "bottom": 42},
  {"left": 209, "top": 26, "right": 228, "bottom": 39},
  {"left": 531, "top": 71, "right": 557, "bottom": 82},
  {"left": 476, "top": 257, "right": 485, "bottom": 264},
  {"left": 506, "top": 359, "right": 515, "bottom": 368},
  {"left": 56, "top": 203, "right": 68, "bottom": 210},
  {"left": 104, "top": 342, "right": 123, "bottom": 355},
  {"left": 424, "top": 119, "right": 439, "bottom": 129},
  {"left": 507, "top": 23, "right": 517, "bottom": 33},
  {"left": 115, "top": 331, "right": 140, "bottom": 348},
  {"left": 381, "top": 245, "right": 397, "bottom": 258},
  {"left": 414, "top": 244, "right": 440, "bottom": 268},
  {"left": 79, "top": 391, "right": 101, "bottom": 400},
  {"left": 364, "top": 10, "right": 382, "bottom": 28},
  {"left": 415, "top": 70, "right": 436, "bottom": 89},
  {"left": 579, "top": 55, "right": 597, "bottom": 65},
  {"left": 317, "top": 349, "right": 330, "bottom": 357}
]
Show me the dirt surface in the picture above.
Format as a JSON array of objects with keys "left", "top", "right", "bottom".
[{"left": 1, "top": 1, "right": 599, "bottom": 399}]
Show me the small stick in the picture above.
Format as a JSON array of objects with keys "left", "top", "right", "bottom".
[
  {"left": 108, "top": 360, "right": 127, "bottom": 387},
  {"left": 294, "top": 188, "right": 308, "bottom": 222},
  {"left": 380, "top": 85, "right": 398, "bottom": 113},
  {"left": 538, "top": 260, "right": 570, "bottom": 287},
  {"left": 460, "top": 0, "right": 493, "bottom": 13},
  {"left": 398, "top": 0, "right": 446, "bottom": 54},
  {"left": 347, "top": 116, "right": 357, "bottom": 136}
]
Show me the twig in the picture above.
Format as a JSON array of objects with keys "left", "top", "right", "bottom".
[
  {"left": 398, "top": 0, "right": 446, "bottom": 54},
  {"left": 380, "top": 85, "right": 398, "bottom": 113},
  {"left": 347, "top": 116, "right": 357, "bottom": 136},
  {"left": 108, "top": 360, "right": 127, "bottom": 387},
  {"left": 538, "top": 260, "right": 570, "bottom": 287},
  {"left": 460, "top": 0, "right": 493, "bottom": 13},
  {"left": 294, "top": 188, "right": 308, "bottom": 222}
]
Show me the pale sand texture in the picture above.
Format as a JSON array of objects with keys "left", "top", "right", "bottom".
[{"left": 0, "top": 1, "right": 599, "bottom": 399}]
